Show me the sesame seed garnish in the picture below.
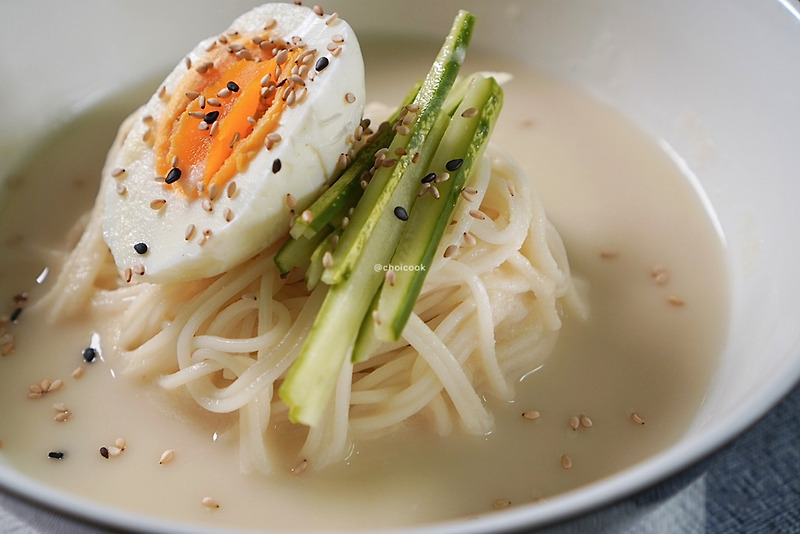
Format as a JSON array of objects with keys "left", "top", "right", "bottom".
[
  {"left": 207, "top": 97, "right": 221, "bottom": 107},
  {"left": 560, "top": 454, "right": 573, "bottom": 470},
  {"left": 412, "top": 152, "right": 421, "bottom": 164},
  {"left": 203, "top": 111, "right": 220, "bottom": 124},
  {"left": 580, "top": 415, "right": 593, "bottom": 428},
  {"left": 197, "top": 122, "right": 209, "bottom": 131},
  {"left": 522, "top": 410, "right": 540, "bottom": 420},
  {"left": 82, "top": 347, "right": 98, "bottom": 363},
  {"left": 434, "top": 172, "right": 450, "bottom": 183},
  {"left": 326, "top": 12, "right": 339, "bottom": 25},
  {"left": 301, "top": 210, "right": 313, "bottom": 224},
  {"left": 381, "top": 158, "right": 397, "bottom": 168},
  {"left": 322, "top": 251, "right": 334, "bottom": 269},
  {"left": 124, "top": 268, "right": 133, "bottom": 283},
  {"left": 443, "top": 244, "right": 459, "bottom": 258},
  {"left": 429, "top": 185, "right": 440, "bottom": 199},
  {"left": 275, "top": 49, "right": 289, "bottom": 65},
  {"left": 201, "top": 497, "right": 220, "bottom": 510},
  {"left": 393, "top": 206, "right": 409, "bottom": 221},
  {"left": 165, "top": 167, "right": 182, "bottom": 184},
  {"left": 272, "top": 158, "right": 282, "bottom": 173},
  {"left": 313, "top": 4, "right": 324, "bottom": 15},
  {"left": 71, "top": 367, "right": 85, "bottom": 379},
  {"left": 569, "top": 416, "right": 580, "bottom": 430},
  {"left": 394, "top": 124, "right": 410, "bottom": 136},
  {"left": 385, "top": 269, "right": 396, "bottom": 286},
  {"left": 651, "top": 265, "right": 670, "bottom": 285},
  {"left": 195, "top": 61, "right": 214, "bottom": 74},
  {"left": 315, "top": 56, "right": 329, "bottom": 72},
  {"left": 462, "top": 232, "right": 476, "bottom": 247},
  {"left": 332, "top": 34, "right": 344, "bottom": 43},
  {"left": 202, "top": 199, "right": 213, "bottom": 212},
  {"left": 200, "top": 229, "right": 213, "bottom": 245},
  {"left": 132, "top": 264, "right": 145, "bottom": 276},
  {"left": 461, "top": 107, "right": 478, "bottom": 118},
  {"left": 185, "top": 91, "right": 200, "bottom": 100},
  {"left": 184, "top": 224, "right": 196, "bottom": 241},
  {"left": 198, "top": 95, "right": 206, "bottom": 109},
  {"left": 223, "top": 207, "right": 234, "bottom": 222},
  {"left": 116, "top": 183, "right": 127, "bottom": 196},
  {"left": 493, "top": 499, "right": 511, "bottom": 510},
  {"left": 210, "top": 121, "right": 220, "bottom": 136},
  {"left": 285, "top": 193, "right": 297, "bottom": 209},
  {"left": 110, "top": 167, "right": 126, "bottom": 178},
  {"left": 418, "top": 183, "right": 431, "bottom": 197},
  {"left": 54, "top": 410, "right": 71, "bottom": 423},
  {"left": 631, "top": 413, "right": 646, "bottom": 425},
  {"left": 99, "top": 447, "right": 109, "bottom": 459},
  {"left": 226, "top": 182, "right": 237, "bottom": 198},
  {"left": 48, "top": 451, "right": 65, "bottom": 460},
  {"left": 506, "top": 180, "right": 517, "bottom": 197},
  {"left": 159, "top": 449, "right": 176, "bottom": 465},
  {"left": 667, "top": 295, "right": 685, "bottom": 307},
  {"left": 226, "top": 81, "right": 240, "bottom": 93},
  {"left": 344, "top": 92, "right": 356, "bottom": 104},
  {"left": 469, "top": 209, "right": 486, "bottom": 220},
  {"left": 208, "top": 182, "right": 220, "bottom": 201},
  {"left": 599, "top": 249, "right": 619, "bottom": 260},
  {"left": 216, "top": 87, "right": 232, "bottom": 99},
  {"left": 445, "top": 158, "right": 464, "bottom": 172}
]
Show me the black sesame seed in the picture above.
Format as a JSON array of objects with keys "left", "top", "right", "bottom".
[
  {"left": 272, "top": 158, "right": 282, "bottom": 173},
  {"left": 99, "top": 447, "right": 109, "bottom": 459},
  {"left": 226, "top": 81, "right": 240, "bottom": 92},
  {"left": 48, "top": 451, "right": 65, "bottom": 460},
  {"left": 445, "top": 158, "right": 463, "bottom": 172},
  {"left": 165, "top": 167, "right": 182, "bottom": 184},
  {"left": 421, "top": 172, "right": 436, "bottom": 184},
  {"left": 10, "top": 307, "right": 22, "bottom": 322},
  {"left": 315, "top": 57, "right": 329, "bottom": 72},
  {"left": 133, "top": 242, "right": 148, "bottom": 255},
  {"left": 203, "top": 111, "right": 220, "bottom": 124},
  {"left": 82, "top": 347, "right": 97, "bottom": 363},
  {"left": 393, "top": 206, "right": 409, "bottom": 221}
]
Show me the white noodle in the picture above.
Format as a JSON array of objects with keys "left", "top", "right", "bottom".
[{"left": 35, "top": 145, "right": 585, "bottom": 473}]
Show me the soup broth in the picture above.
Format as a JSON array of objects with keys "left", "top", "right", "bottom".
[{"left": 0, "top": 40, "right": 728, "bottom": 531}]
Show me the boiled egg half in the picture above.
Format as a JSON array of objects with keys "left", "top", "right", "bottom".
[{"left": 102, "top": 3, "right": 365, "bottom": 284}]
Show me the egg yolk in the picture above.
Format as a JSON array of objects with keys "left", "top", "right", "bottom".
[{"left": 153, "top": 34, "right": 305, "bottom": 198}]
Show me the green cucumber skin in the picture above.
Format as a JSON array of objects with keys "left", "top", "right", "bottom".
[
  {"left": 376, "top": 77, "right": 504, "bottom": 342},
  {"left": 274, "top": 225, "right": 332, "bottom": 276},
  {"left": 323, "top": 11, "right": 476, "bottom": 285},
  {"left": 279, "top": 11, "right": 478, "bottom": 426}
]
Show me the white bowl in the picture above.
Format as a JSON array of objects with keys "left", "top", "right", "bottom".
[{"left": 2, "top": 1, "right": 800, "bottom": 532}]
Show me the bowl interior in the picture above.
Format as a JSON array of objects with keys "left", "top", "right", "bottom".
[{"left": 2, "top": 0, "right": 800, "bottom": 531}]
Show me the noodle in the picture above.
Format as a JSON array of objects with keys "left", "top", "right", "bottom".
[{"left": 33, "top": 143, "right": 586, "bottom": 473}]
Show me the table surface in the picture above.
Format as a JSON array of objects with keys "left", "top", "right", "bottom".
[{"left": 2, "top": 381, "right": 799, "bottom": 534}]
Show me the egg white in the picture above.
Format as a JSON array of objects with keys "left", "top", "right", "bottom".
[{"left": 102, "top": 3, "right": 365, "bottom": 284}]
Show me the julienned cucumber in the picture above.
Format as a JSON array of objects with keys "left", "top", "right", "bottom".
[
  {"left": 279, "top": 10, "right": 480, "bottom": 426},
  {"left": 321, "top": 10, "right": 475, "bottom": 286},
  {"left": 373, "top": 75, "right": 503, "bottom": 343}
]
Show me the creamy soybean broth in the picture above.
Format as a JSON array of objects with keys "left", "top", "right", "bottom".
[{"left": 0, "top": 39, "right": 728, "bottom": 530}]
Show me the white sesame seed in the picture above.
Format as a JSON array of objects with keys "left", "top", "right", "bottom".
[
  {"left": 202, "top": 199, "right": 213, "bottom": 212},
  {"left": 322, "top": 251, "right": 334, "bottom": 269},
  {"left": 159, "top": 449, "right": 175, "bottom": 465},
  {"left": 53, "top": 411, "right": 70, "bottom": 422},
  {"left": 285, "top": 193, "right": 296, "bottom": 209},
  {"left": 569, "top": 416, "right": 580, "bottom": 430},
  {"left": 275, "top": 49, "right": 289, "bottom": 64},
  {"left": 223, "top": 207, "right": 234, "bottom": 222},
  {"left": 111, "top": 167, "right": 125, "bottom": 178},
  {"left": 124, "top": 268, "right": 133, "bottom": 283},
  {"left": 226, "top": 182, "right": 237, "bottom": 198},
  {"left": 301, "top": 210, "right": 313, "bottom": 224},
  {"left": 184, "top": 224, "right": 196, "bottom": 241},
  {"left": 132, "top": 264, "right": 145, "bottom": 276},
  {"left": 217, "top": 87, "right": 232, "bottom": 98},
  {"left": 107, "top": 446, "right": 123, "bottom": 457},
  {"left": 207, "top": 97, "right": 221, "bottom": 107},
  {"left": 47, "top": 379, "right": 63, "bottom": 393},
  {"left": 332, "top": 34, "right": 344, "bottom": 43},
  {"left": 71, "top": 367, "right": 85, "bottom": 379},
  {"left": 469, "top": 209, "right": 486, "bottom": 220},
  {"left": 522, "top": 410, "right": 540, "bottom": 420},
  {"left": 201, "top": 497, "right": 220, "bottom": 510},
  {"left": 462, "top": 232, "right": 476, "bottom": 247},
  {"left": 560, "top": 454, "right": 573, "bottom": 470},
  {"left": 116, "top": 183, "right": 127, "bottom": 196},
  {"left": 291, "top": 459, "right": 308, "bottom": 474},
  {"left": 385, "top": 269, "right": 396, "bottom": 286},
  {"left": 631, "top": 413, "right": 646, "bottom": 425},
  {"left": 580, "top": 415, "right": 593, "bottom": 428},
  {"left": 461, "top": 107, "right": 478, "bottom": 118},
  {"left": 667, "top": 295, "right": 685, "bottom": 307},
  {"left": 208, "top": 183, "right": 219, "bottom": 201},
  {"left": 443, "top": 244, "right": 459, "bottom": 258},
  {"left": 493, "top": 499, "right": 511, "bottom": 510}
]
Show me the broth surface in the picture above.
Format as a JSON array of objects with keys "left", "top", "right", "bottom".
[{"left": 0, "top": 39, "right": 728, "bottom": 530}]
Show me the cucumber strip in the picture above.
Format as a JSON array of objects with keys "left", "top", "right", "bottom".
[
  {"left": 274, "top": 225, "right": 333, "bottom": 276},
  {"left": 373, "top": 76, "right": 503, "bottom": 342},
  {"left": 279, "top": 11, "right": 478, "bottom": 427},
  {"left": 322, "top": 10, "right": 475, "bottom": 285},
  {"left": 288, "top": 83, "right": 422, "bottom": 241}
]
